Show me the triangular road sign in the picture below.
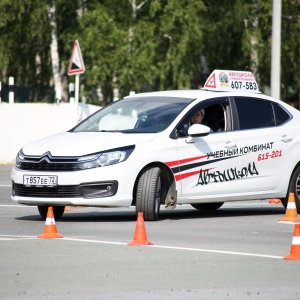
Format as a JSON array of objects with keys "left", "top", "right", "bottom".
[
  {"left": 68, "top": 40, "right": 85, "bottom": 75},
  {"left": 204, "top": 73, "right": 216, "bottom": 88}
]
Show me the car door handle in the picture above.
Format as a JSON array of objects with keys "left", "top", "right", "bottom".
[
  {"left": 280, "top": 135, "right": 293, "bottom": 142},
  {"left": 224, "top": 141, "right": 237, "bottom": 149}
]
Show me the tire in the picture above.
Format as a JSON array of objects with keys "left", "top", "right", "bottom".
[
  {"left": 38, "top": 206, "right": 65, "bottom": 219},
  {"left": 136, "top": 166, "right": 162, "bottom": 221},
  {"left": 282, "top": 165, "right": 300, "bottom": 213},
  {"left": 191, "top": 202, "right": 224, "bottom": 211}
]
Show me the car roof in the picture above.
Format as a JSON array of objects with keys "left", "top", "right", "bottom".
[
  {"left": 123, "top": 69, "right": 285, "bottom": 106},
  {"left": 124, "top": 89, "right": 277, "bottom": 103},
  {"left": 124, "top": 89, "right": 217, "bottom": 99}
]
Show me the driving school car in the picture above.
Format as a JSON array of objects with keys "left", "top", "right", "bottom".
[{"left": 11, "top": 70, "right": 300, "bottom": 221}]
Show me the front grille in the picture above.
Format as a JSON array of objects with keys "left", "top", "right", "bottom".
[
  {"left": 21, "top": 162, "right": 78, "bottom": 171},
  {"left": 17, "top": 151, "right": 79, "bottom": 171},
  {"left": 13, "top": 183, "right": 81, "bottom": 198}
]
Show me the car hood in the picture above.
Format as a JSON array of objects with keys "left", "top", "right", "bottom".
[{"left": 22, "top": 131, "right": 156, "bottom": 156}]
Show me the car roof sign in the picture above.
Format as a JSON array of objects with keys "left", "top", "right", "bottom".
[{"left": 202, "top": 70, "right": 260, "bottom": 93}]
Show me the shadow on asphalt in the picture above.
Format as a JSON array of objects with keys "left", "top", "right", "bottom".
[{"left": 15, "top": 204, "right": 286, "bottom": 223}]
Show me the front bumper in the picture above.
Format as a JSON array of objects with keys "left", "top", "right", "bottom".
[{"left": 11, "top": 163, "right": 137, "bottom": 207}]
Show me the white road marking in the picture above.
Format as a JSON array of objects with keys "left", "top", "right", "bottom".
[
  {"left": 59, "top": 237, "right": 283, "bottom": 259},
  {"left": 0, "top": 202, "right": 286, "bottom": 260},
  {"left": 0, "top": 235, "right": 37, "bottom": 240},
  {"left": 0, "top": 205, "right": 35, "bottom": 208},
  {"left": 0, "top": 234, "right": 284, "bottom": 259}
]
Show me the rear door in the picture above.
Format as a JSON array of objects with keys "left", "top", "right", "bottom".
[{"left": 232, "top": 96, "right": 298, "bottom": 194}]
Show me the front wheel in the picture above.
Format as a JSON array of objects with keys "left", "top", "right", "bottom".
[
  {"left": 38, "top": 206, "right": 65, "bottom": 219},
  {"left": 282, "top": 165, "right": 300, "bottom": 213},
  {"left": 191, "top": 202, "right": 224, "bottom": 211},
  {"left": 136, "top": 166, "right": 162, "bottom": 221}
]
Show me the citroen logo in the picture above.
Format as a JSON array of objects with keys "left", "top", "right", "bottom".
[{"left": 39, "top": 151, "right": 52, "bottom": 163}]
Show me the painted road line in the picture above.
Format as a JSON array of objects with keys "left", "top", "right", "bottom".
[
  {"left": 60, "top": 237, "right": 283, "bottom": 260},
  {"left": 0, "top": 205, "right": 35, "bottom": 208},
  {"left": 0, "top": 235, "right": 284, "bottom": 259},
  {"left": 0, "top": 235, "right": 37, "bottom": 240}
]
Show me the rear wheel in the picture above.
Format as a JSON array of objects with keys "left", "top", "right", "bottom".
[
  {"left": 38, "top": 206, "right": 65, "bottom": 219},
  {"left": 191, "top": 202, "right": 224, "bottom": 211},
  {"left": 136, "top": 166, "right": 162, "bottom": 221},
  {"left": 281, "top": 165, "right": 300, "bottom": 213}
]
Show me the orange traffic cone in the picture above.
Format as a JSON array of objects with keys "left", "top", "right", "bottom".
[
  {"left": 269, "top": 198, "right": 282, "bottom": 204},
  {"left": 284, "top": 224, "right": 300, "bottom": 260},
  {"left": 279, "top": 193, "right": 300, "bottom": 222},
  {"left": 38, "top": 207, "right": 63, "bottom": 239},
  {"left": 128, "top": 212, "right": 153, "bottom": 246}
]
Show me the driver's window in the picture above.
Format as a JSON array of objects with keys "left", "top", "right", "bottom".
[
  {"left": 176, "top": 103, "right": 227, "bottom": 138},
  {"left": 203, "top": 104, "right": 226, "bottom": 132},
  {"left": 177, "top": 108, "right": 205, "bottom": 138}
]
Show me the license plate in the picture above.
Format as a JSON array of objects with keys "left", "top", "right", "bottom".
[{"left": 23, "top": 175, "right": 58, "bottom": 187}]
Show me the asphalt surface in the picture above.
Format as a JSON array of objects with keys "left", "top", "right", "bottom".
[{"left": 1, "top": 165, "right": 300, "bottom": 299}]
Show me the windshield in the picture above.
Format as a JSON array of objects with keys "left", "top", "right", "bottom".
[{"left": 71, "top": 96, "right": 194, "bottom": 133}]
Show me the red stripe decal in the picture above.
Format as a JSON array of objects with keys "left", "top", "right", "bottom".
[
  {"left": 175, "top": 168, "right": 213, "bottom": 181},
  {"left": 166, "top": 155, "right": 208, "bottom": 167}
]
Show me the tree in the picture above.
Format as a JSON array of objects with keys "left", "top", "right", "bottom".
[
  {"left": 281, "top": 0, "right": 300, "bottom": 105},
  {"left": 78, "top": 1, "right": 128, "bottom": 105},
  {"left": 152, "top": 0, "right": 206, "bottom": 89},
  {"left": 47, "top": 0, "right": 62, "bottom": 103},
  {"left": 1, "top": 0, "right": 300, "bottom": 106},
  {"left": 0, "top": 0, "right": 52, "bottom": 101}
]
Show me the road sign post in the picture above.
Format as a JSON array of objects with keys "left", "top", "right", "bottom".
[
  {"left": 9, "top": 77, "right": 14, "bottom": 104},
  {"left": 68, "top": 40, "right": 85, "bottom": 105},
  {"left": 75, "top": 75, "right": 79, "bottom": 105}
]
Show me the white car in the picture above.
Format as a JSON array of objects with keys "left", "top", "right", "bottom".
[{"left": 11, "top": 70, "right": 300, "bottom": 220}]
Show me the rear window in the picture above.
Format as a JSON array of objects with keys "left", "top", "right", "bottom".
[
  {"left": 273, "top": 103, "right": 290, "bottom": 125},
  {"left": 234, "top": 97, "right": 275, "bottom": 130}
]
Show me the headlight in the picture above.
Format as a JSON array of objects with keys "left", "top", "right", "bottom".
[
  {"left": 77, "top": 145, "right": 135, "bottom": 170},
  {"left": 15, "top": 149, "right": 25, "bottom": 168}
]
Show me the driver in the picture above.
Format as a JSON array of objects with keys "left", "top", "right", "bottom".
[{"left": 191, "top": 109, "right": 205, "bottom": 125}]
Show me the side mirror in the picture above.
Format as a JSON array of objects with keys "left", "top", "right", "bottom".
[{"left": 186, "top": 124, "right": 210, "bottom": 143}]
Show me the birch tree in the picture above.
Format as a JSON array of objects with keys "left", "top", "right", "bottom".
[
  {"left": 128, "top": 0, "right": 148, "bottom": 53},
  {"left": 47, "top": 0, "right": 62, "bottom": 103},
  {"left": 1, "top": 0, "right": 300, "bottom": 106},
  {"left": 249, "top": 3, "right": 260, "bottom": 85}
]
